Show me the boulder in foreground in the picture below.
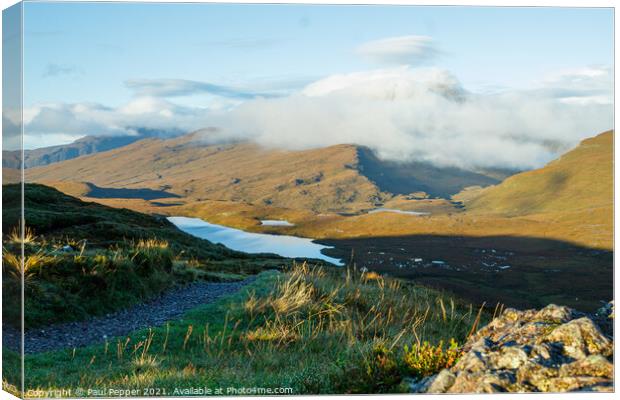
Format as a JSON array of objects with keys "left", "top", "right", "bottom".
[{"left": 411, "top": 302, "right": 614, "bottom": 393}]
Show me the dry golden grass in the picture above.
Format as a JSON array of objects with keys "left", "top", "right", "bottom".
[
  {"left": 26, "top": 136, "right": 382, "bottom": 213},
  {"left": 7, "top": 223, "right": 37, "bottom": 245},
  {"left": 2, "top": 249, "right": 49, "bottom": 283},
  {"left": 2, "top": 167, "right": 21, "bottom": 184},
  {"left": 465, "top": 131, "right": 613, "bottom": 217},
  {"left": 136, "top": 238, "right": 169, "bottom": 249}
]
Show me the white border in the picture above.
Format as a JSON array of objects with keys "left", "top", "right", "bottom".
[{"left": 0, "top": 2, "right": 616, "bottom": 400}]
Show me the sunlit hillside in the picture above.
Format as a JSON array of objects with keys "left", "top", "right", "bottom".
[{"left": 464, "top": 131, "right": 613, "bottom": 216}]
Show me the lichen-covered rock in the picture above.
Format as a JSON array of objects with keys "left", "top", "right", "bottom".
[
  {"left": 542, "top": 317, "right": 612, "bottom": 359},
  {"left": 559, "top": 355, "right": 613, "bottom": 379},
  {"left": 425, "top": 369, "right": 456, "bottom": 392},
  {"left": 411, "top": 302, "right": 614, "bottom": 393}
]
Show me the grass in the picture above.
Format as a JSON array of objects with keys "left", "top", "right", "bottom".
[
  {"left": 1, "top": 184, "right": 293, "bottom": 329},
  {"left": 2, "top": 183, "right": 286, "bottom": 268},
  {"left": 465, "top": 131, "right": 613, "bottom": 217},
  {"left": 26, "top": 138, "right": 383, "bottom": 214},
  {"left": 4, "top": 263, "right": 485, "bottom": 395},
  {"left": 2, "top": 235, "right": 177, "bottom": 328}
]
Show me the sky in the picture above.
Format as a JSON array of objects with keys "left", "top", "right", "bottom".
[{"left": 5, "top": 2, "right": 615, "bottom": 170}]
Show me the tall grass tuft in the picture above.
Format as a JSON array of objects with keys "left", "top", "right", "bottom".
[{"left": 8, "top": 224, "right": 36, "bottom": 245}]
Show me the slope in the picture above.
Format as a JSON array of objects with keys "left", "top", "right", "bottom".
[
  {"left": 2, "top": 134, "right": 149, "bottom": 169},
  {"left": 463, "top": 131, "right": 613, "bottom": 216},
  {"left": 25, "top": 132, "right": 510, "bottom": 213}
]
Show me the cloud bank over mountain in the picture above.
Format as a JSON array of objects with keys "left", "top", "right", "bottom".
[
  {"left": 16, "top": 34, "right": 612, "bottom": 170},
  {"left": 205, "top": 65, "right": 612, "bottom": 170}
]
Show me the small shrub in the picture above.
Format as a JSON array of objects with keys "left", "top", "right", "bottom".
[
  {"left": 363, "top": 271, "right": 382, "bottom": 281},
  {"left": 364, "top": 344, "right": 402, "bottom": 392},
  {"left": 402, "top": 338, "right": 461, "bottom": 378}
]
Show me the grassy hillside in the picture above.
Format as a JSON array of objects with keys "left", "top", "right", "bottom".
[
  {"left": 25, "top": 132, "right": 506, "bottom": 214},
  {"left": 3, "top": 184, "right": 268, "bottom": 262},
  {"left": 2, "top": 184, "right": 286, "bottom": 328},
  {"left": 26, "top": 134, "right": 382, "bottom": 213},
  {"left": 463, "top": 131, "right": 613, "bottom": 216},
  {"left": 5, "top": 263, "right": 483, "bottom": 395},
  {"left": 2, "top": 167, "right": 20, "bottom": 184}
]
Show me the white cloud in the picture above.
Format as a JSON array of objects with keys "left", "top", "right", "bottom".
[
  {"left": 22, "top": 97, "right": 211, "bottom": 148},
  {"left": 125, "top": 78, "right": 279, "bottom": 99},
  {"left": 21, "top": 65, "right": 612, "bottom": 170},
  {"left": 203, "top": 66, "right": 612, "bottom": 170},
  {"left": 356, "top": 35, "right": 440, "bottom": 66},
  {"left": 302, "top": 67, "right": 466, "bottom": 101},
  {"left": 538, "top": 66, "right": 613, "bottom": 105}
]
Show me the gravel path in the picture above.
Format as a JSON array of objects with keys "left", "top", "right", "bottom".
[{"left": 3, "top": 277, "right": 256, "bottom": 354}]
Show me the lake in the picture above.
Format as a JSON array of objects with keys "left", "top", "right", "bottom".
[
  {"left": 368, "top": 208, "right": 430, "bottom": 216},
  {"left": 260, "top": 220, "right": 295, "bottom": 226},
  {"left": 168, "top": 216, "right": 343, "bottom": 265}
]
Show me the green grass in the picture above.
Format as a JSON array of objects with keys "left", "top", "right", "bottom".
[
  {"left": 4, "top": 263, "right": 484, "bottom": 396},
  {"left": 2, "top": 183, "right": 286, "bottom": 266},
  {"left": 2, "top": 238, "right": 179, "bottom": 328},
  {"left": 2, "top": 184, "right": 292, "bottom": 329}
]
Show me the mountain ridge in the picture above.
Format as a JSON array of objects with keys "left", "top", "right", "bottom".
[
  {"left": 25, "top": 133, "right": 509, "bottom": 213},
  {"left": 2, "top": 127, "right": 188, "bottom": 169}
]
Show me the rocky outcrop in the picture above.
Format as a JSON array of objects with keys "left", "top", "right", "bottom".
[{"left": 412, "top": 302, "right": 614, "bottom": 393}]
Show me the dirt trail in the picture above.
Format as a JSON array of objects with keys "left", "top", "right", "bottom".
[{"left": 3, "top": 277, "right": 256, "bottom": 354}]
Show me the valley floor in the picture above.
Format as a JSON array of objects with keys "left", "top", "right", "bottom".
[{"left": 49, "top": 194, "right": 613, "bottom": 312}]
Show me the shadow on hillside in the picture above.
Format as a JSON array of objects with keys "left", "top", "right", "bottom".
[
  {"left": 85, "top": 182, "right": 181, "bottom": 200},
  {"left": 356, "top": 147, "right": 515, "bottom": 198},
  {"left": 317, "top": 234, "right": 612, "bottom": 313}
]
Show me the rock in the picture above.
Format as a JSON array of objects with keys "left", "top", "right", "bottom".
[
  {"left": 596, "top": 301, "right": 614, "bottom": 319},
  {"left": 455, "top": 348, "right": 487, "bottom": 372},
  {"left": 426, "top": 370, "right": 455, "bottom": 392},
  {"left": 414, "top": 303, "right": 614, "bottom": 394},
  {"left": 533, "top": 304, "right": 577, "bottom": 324},
  {"left": 516, "top": 360, "right": 559, "bottom": 390},
  {"left": 542, "top": 317, "right": 612, "bottom": 359},
  {"left": 493, "top": 346, "right": 528, "bottom": 369},
  {"left": 559, "top": 355, "right": 613, "bottom": 379},
  {"left": 592, "top": 301, "right": 614, "bottom": 337},
  {"left": 449, "top": 371, "right": 515, "bottom": 393},
  {"left": 405, "top": 376, "right": 434, "bottom": 393},
  {"left": 544, "top": 376, "right": 613, "bottom": 392}
]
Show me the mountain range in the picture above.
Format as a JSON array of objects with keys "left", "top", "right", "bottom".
[
  {"left": 3, "top": 128, "right": 612, "bottom": 250},
  {"left": 2, "top": 128, "right": 186, "bottom": 169},
  {"left": 22, "top": 131, "right": 512, "bottom": 213}
]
